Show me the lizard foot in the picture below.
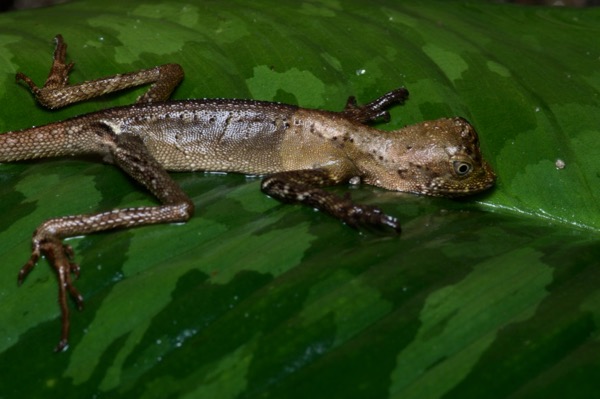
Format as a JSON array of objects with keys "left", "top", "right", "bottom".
[
  {"left": 261, "top": 172, "right": 401, "bottom": 233},
  {"left": 18, "top": 235, "right": 83, "bottom": 352},
  {"left": 15, "top": 34, "right": 75, "bottom": 109},
  {"left": 342, "top": 87, "right": 409, "bottom": 124},
  {"left": 335, "top": 193, "right": 401, "bottom": 233}
]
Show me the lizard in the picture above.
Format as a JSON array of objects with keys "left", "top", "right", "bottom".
[{"left": 1, "top": 35, "right": 495, "bottom": 352}]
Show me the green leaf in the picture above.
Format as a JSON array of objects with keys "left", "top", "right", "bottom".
[{"left": 0, "top": 0, "right": 599, "bottom": 398}]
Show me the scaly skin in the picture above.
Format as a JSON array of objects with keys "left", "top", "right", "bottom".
[{"left": 1, "top": 35, "right": 495, "bottom": 351}]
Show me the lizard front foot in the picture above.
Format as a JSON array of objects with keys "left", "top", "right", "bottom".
[
  {"left": 18, "top": 235, "right": 83, "bottom": 352},
  {"left": 342, "top": 87, "right": 409, "bottom": 124},
  {"left": 332, "top": 193, "right": 401, "bottom": 233}
]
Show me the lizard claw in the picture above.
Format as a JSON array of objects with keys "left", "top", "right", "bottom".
[{"left": 54, "top": 338, "right": 69, "bottom": 353}]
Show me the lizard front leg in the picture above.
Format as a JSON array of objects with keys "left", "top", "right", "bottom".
[
  {"left": 261, "top": 170, "right": 400, "bottom": 232},
  {"left": 16, "top": 34, "right": 183, "bottom": 108},
  {"left": 17, "top": 131, "right": 194, "bottom": 352}
]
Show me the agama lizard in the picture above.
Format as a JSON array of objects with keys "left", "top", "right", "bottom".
[{"left": 0, "top": 35, "right": 495, "bottom": 351}]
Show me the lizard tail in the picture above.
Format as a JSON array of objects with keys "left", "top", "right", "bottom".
[{"left": 0, "top": 120, "right": 97, "bottom": 162}]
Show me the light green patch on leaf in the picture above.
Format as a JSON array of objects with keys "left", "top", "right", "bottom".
[
  {"left": 352, "top": 52, "right": 401, "bottom": 88},
  {"left": 126, "top": 335, "right": 258, "bottom": 399},
  {"left": 99, "top": 318, "right": 151, "bottom": 391},
  {"left": 520, "top": 34, "right": 543, "bottom": 52},
  {"left": 571, "top": 129, "right": 600, "bottom": 183},
  {"left": 10, "top": 168, "right": 99, "bottom": 215},
  {"left": 15, "top": 171, "right": 61, "bottom": 196},
  {"left": 63, "top": 255, "right": 187, "bottom": 384},
  {"left": 246, "top": 65, "right": 326, "bottom": 107},
  {"left": 552, "top": 102, "right": 600, "bottom": 175},
  {"left": 0, "top": 184, "right": 55, "bottom": 351},
  {"left": 226, "top": 180, "right": 274, "bottom": 213},
  {"left": 0, "top": 34, "right": 20, "bottom": 78},
  {"left": 389, "top": 247, "right": 553, "bottom": 398},
  {"left": 0, "top": 257, "right": 56, "bottom": 353},
  {"left": 320, "top": 52, "right": 343, "bottom": 72},
  {"left": 382, "top": 7, "right": 419, "bottom": 28},
  {"left": 509, "top": 158, "right": 598, "bottom": 230},
  {"left": 399, "top": 77, "right": 463, "bottom": 121},
  {"left": 202, "top": 222, "right": 314, "bottom": 285},
  {"left": 119, "top": 219, "right": 228, "bottom": 278},
  {"left": 133, "top": 3, "right": 200, "bottom": 29},
  {"left": 422, "top": 44, "right": 469, "bottom": 82},
  {"left": 299, "top": 2, "right": 338, "bottom": 17},
  {"left": 179, "top": 336, "right": 258, "bottom": 399},
  {"left": 487, "top": 60, "right": 511, "bottom": 77},
  {"left": 300, "top": 269, "right": 393, "bottom": 346},
  {"left": 87, "top": 6, "right": 199, "bottom": 63},
  {"left": 394, "top": 332, "right": 498, "bottom": 399},
  {"left": 210, "top": 14, "right": 252, "bottom": 44}
]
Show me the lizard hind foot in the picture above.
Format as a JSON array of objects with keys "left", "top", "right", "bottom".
[
  {"left": 37, "top": 237, "right": 84, "bottom": 306},
  {"left": 15, "top": 34, "right": 75, "bottom": 109},
  {"left": 18, "top": 235, "right": 84, "bottom": 351},
  {"left": 48, "top": 34, "right": 75, "bottom": 88}
]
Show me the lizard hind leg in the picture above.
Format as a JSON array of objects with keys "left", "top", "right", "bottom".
[
  {"left": 16, "top": 35, "right": 184, "bottom": 109},
  {"left": 16, "top": 133, "right": 194, "bottom": 352}
]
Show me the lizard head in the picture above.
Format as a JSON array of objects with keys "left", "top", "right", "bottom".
[{"left": 360, "top": 117, "right": 496, "bottom": 197}]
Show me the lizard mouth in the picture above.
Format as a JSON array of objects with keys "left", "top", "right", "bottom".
[
  {"left": 422, "top": 161, "right": 496, "bottom": 197},
  {"left": 437, "top": 180, "right": 495, "bottom": 197}
]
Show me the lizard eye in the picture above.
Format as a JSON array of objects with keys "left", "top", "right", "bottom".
[{"left": 453, "top": 160, "right": 472, "bottom": 176}]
